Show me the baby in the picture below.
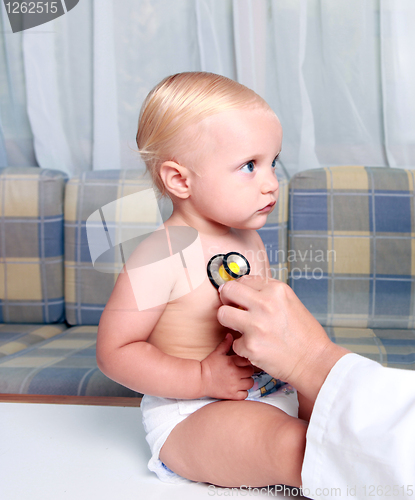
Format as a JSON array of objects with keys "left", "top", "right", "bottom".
[{"left": 96, "top": 72, "right": 310, "bottom": 488}]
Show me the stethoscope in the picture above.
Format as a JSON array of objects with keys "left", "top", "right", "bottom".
[{"left": 207, "top": 252, "right": 250, "bottom": 290}]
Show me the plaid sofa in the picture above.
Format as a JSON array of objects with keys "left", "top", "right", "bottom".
[
  {"left": 289, "top": 166, "right": 415, "bottom": 369},
  {"left": 0, "top": 165, "right": 413, "bottom": 399}
]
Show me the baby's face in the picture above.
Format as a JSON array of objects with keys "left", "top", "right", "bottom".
[{"left": 186, "top": 106, "right": 282, "bottom": 231}]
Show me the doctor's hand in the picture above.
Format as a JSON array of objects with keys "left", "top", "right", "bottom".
[{"left": 217, "top": 276, "right": 350, "bottom": 402}]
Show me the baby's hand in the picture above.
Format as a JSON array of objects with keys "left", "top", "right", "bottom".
[{"left": 200, "top": 333, "right": 254, "bottom": 400}]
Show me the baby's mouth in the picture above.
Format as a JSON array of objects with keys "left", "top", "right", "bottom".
[{"left": 258, "top": 201, "right": 276, "bottom": 212}]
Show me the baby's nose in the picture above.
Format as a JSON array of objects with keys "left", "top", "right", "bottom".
[{"left": 261, "top": 171, "right": 279, "bottom": 194}]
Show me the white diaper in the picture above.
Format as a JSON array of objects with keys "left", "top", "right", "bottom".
[{"left": 140, "top": 373, "right": 298, "bottom": 483}]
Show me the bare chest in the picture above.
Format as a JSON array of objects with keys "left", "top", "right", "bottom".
[{"left": 147, "top": 231, "right": 266, "bottom": 360}]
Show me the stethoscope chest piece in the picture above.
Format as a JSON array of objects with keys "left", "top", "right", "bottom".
[{"left": 207, "top": 252, "right": 250, "bottom": 289}]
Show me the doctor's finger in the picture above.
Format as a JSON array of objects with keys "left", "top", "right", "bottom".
[
  {"left": 218, "top": 279, "right": 261, "bottom": 310},
  {"left": 231, "top": 335, "right": 252, "bottom": 362},
  {"left": 217, "top": 304, "right": 249, "bottom": 334},
  {"left": 236, "top": 274, "right": 269, "bottom": 290}
]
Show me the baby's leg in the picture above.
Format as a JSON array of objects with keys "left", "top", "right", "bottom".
[{"left": 159, "top": 400, "right": 307, "bottom": 488}]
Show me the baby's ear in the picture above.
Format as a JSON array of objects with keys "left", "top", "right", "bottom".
[{"left": 159, "top": 161, "right": 191, "bottom": 200}]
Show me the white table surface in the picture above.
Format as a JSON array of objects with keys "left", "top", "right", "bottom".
[{"left": 0, "top": 402, "right": 305, "bottom": 500}]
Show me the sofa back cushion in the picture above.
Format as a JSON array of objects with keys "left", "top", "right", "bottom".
[
  {"left": 64, "top": 169, "right": 289, "bottom": 326},
  {"left": 64, "top": 170, "right": 167, "bottom": 325},
  {"left": 0, "top": 167, "right": 67, "bottom": 323},
  {"left": 289, "top": 166, "right": 415, "bottom": 328},
  {"left": 257, "top": 170, "right": 289, "bottom": 283}
]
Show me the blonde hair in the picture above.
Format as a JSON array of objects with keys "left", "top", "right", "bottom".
[{"left": 136, "top": 72, "right": 269, "bottom": 197}]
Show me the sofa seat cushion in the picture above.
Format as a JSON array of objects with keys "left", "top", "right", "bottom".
[
  {"left": 326, "top": 326, "right": 415, "bottom": 369},
  {"left": 1, "top": 323, "right": 412, "bottom": 397},
  {"left": 0, "top": 326, "right": 140, "bottom": 397},
  {"left": 0, "top": 324, "right": 67, "bottom": 358}
]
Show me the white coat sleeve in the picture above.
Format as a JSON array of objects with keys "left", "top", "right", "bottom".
[{"left": 301, "top": 353, "right": 415, "bottom": 500}]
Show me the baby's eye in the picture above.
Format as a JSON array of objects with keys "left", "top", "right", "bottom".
[
  {"left": 240, "top": 161, "right": 255, "bottom": 173},
  {"left": 271, "top": 156, "right": 279, "bottom": 169}
]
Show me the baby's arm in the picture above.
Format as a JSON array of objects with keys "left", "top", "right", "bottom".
[{"left": 96, "top": 258, "right": 253, "bottom": 400}]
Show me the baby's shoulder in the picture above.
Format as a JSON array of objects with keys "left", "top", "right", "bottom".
[
  {"left": 125, "top": 228, "right": 166, "bottom": 266},
  {"left": 124, "top": 226, "right": 183, "bottom": 281}
]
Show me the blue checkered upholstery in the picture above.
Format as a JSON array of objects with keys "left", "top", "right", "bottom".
[
  {"left": 324, "top": 326, "right": 415, "bottom": 370},
  {"left": 0, "top": 168, "right": 144, "bottom": 396},
  {"left": 289, "top": 166, "right": 415, "bottom": 329},
  {"left": 0, "top": 323, "right": 68, "bottom": 358},
  {"left": 0, "top": 325, "right": 140, "bottom": 397},
  {"left": 0, "top": 167, "right": 67, "bottom": 323}
]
